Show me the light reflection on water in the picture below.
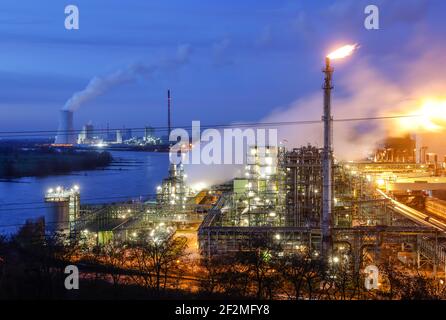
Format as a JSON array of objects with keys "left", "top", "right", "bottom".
[{"left": 0, "top": 151, "right": 169, "bottom": 234}]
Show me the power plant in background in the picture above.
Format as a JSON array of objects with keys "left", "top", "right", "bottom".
[
  {"left": 54, "top": 110, "right": 77, "bottom": 145},
  {"left": 53, "top": 89, "right": 170, "bottom": 148}
]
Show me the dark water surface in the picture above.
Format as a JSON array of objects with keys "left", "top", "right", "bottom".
[{"left": 0, "top": 151, "right": 169, "bottom": 234}]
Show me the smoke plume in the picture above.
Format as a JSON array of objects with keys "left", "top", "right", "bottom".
[
  {"left": 185, "top": 46, "right": 446, "bottom": 187},
  {"left": 63, "top": 44, "right": 192, "bottom": 111},
  {"left": 262, "top": 47, "right": 446, "bottom": 161}
]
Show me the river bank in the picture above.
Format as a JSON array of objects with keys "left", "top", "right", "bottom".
[
  {"left": 0, "top": 147, "right": 112, "bottom": 179},
  {"left": 0, "top": 151, "right": 169, "bottom": 234}
]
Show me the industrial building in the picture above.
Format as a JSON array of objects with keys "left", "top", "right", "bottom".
[
  {"left": 197, "top": 51, "right": 446, "bottom": 277},
  {"left": 44, "top": 185, "right": 80, "bottom": 235}
]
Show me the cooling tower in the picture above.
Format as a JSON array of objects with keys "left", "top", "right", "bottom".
[{"left": 55, "top": 110, "right": 76, "bottom": 144}]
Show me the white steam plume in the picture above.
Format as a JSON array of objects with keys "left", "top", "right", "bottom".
[
  {"left": 185, "top": 46, "right": 446, "bottom": 188},
  {"left": 63, "top": 44, "right": 192, "bottom": 111},
  {"left": 263, "top": 49, "right": 446, "bottom": 161}
]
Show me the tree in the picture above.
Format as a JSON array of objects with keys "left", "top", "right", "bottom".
[
  {"left": 130, "top": 231, "right": 188, "bottom": 295},
  {"left": 99, "top": 240, "right": 129, "bottom": 289},
  {"left": 277, "top": 252, "right": 326, "bottom": 300}
]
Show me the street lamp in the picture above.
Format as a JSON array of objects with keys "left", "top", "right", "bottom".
[{"left": 321, "top": 44, "right": 358, "bottom": 259}]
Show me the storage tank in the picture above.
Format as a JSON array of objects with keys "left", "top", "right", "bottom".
[{"left": 44, "top": 185, "right": 80, "bottom": 235}]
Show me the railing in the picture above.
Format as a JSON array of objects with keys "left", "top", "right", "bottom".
[{"left": 418, "top": 237, "right": 446, "bottom": 267}]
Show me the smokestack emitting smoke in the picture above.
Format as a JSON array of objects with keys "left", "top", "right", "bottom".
[
  {"left": 185, "top": 46, "right": 446, "bottom": 189},
  {"left": 62, "top": 44, "right": 191, "bottom": 111},
  {"left": 55, "top": 110, "right": 76, "bottom": 144},
  {"left": 321, "top": 44, "right": 357, "bottom": 257}
]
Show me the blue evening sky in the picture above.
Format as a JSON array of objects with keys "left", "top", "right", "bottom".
[{"left": 0, "top": 0, "right": 444, "bottom": 134}]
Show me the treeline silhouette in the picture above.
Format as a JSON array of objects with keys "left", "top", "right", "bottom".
[
  {"left": 1, "top": 221, "right": 446, "bottom": 300},
  {"left": 0, "top": 147, "right": 112, "bottom": 179}
]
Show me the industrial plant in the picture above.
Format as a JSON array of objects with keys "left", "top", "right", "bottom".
[
  {"left": 38, "top": 45, "right": 446, "bottom": 288},
  {"left": 52, "top": 90, "right": 173, "bottom": 150}
]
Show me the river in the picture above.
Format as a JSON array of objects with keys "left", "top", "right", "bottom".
[{"left": 0, "top": 151, "right": 169, "bottom": 234}]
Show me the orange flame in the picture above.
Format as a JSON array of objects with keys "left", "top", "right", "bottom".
[
  {"left": 399, "top": 99, "right": 446, "bottom": 133},
  {"left": 327, "top": 44, "right": 358, "bottom": 60}
]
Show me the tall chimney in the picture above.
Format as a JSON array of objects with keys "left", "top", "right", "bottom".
[
  {"left": 55, "top": 110, "right": 76, "bottom": 145},
  {"left": 322, "top": 57, "right": 334, "bottom": 258},
  {"left": 167, "top": 89, "right": 172, "bottom": 139}
]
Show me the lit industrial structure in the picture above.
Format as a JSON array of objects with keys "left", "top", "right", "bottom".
[
  {"left": 44, "top": 185, "right": 80, "bottom": 235},
  {"left": 156, "top": 163, "right": 190, "bottom": 211},
  {"left": 197, "top": 45, "right": 446, "bottom": 278}
]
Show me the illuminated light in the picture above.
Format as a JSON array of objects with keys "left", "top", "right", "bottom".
[
  {"left": 327, "top": 44, "right": 358, "bottom": 60},
  {"left": 275, "top": 234, "right": 281, "bottom": 240},
  {"left": 398, "top": 99, "right": 446, "bottom": 133},
  {"left": 376, "top": 179, "right": 385, "bottom": 186},
  {"left": 157, "top": 185, "right": 162, "bottom": 191},
  {"left": 192, "top": 182, "right": 207, "bottom": 191},
  {"left": 73, "top": 185, "right": 79, "bottom": 191},
  {"left": 56, "top": 186, "right": 61, "bottom": 192},
  {"left": 132, "top": 232, "right": 137, "bottom": 237},
  {"left": 251, "top": 148, "right": 257, "bottom": 155},
  {"left": 94, "top": 142, "right": 108, "bottom": 148},
  {"left": 127, "top": 209, "right": 131, "bottom": 213},
  {"left": 265, "top": 157, "right": 273, "bottom": 165},
  {"left": 269, "top": 212, "right": 276, "bottom": 217},
  {"left": 48, "top": 188, "right": 54, "bottom": 193},
  {"left": 332, "top": 256, "right": 340, "bottom": 263}
]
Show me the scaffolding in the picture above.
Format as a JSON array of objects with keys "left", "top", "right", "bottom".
[
  {"left": 156, "top": 163, "right": 190, "bottom": 211},
  {"left": 285, "top": 145, "right": 322, "bottom": 227}
]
